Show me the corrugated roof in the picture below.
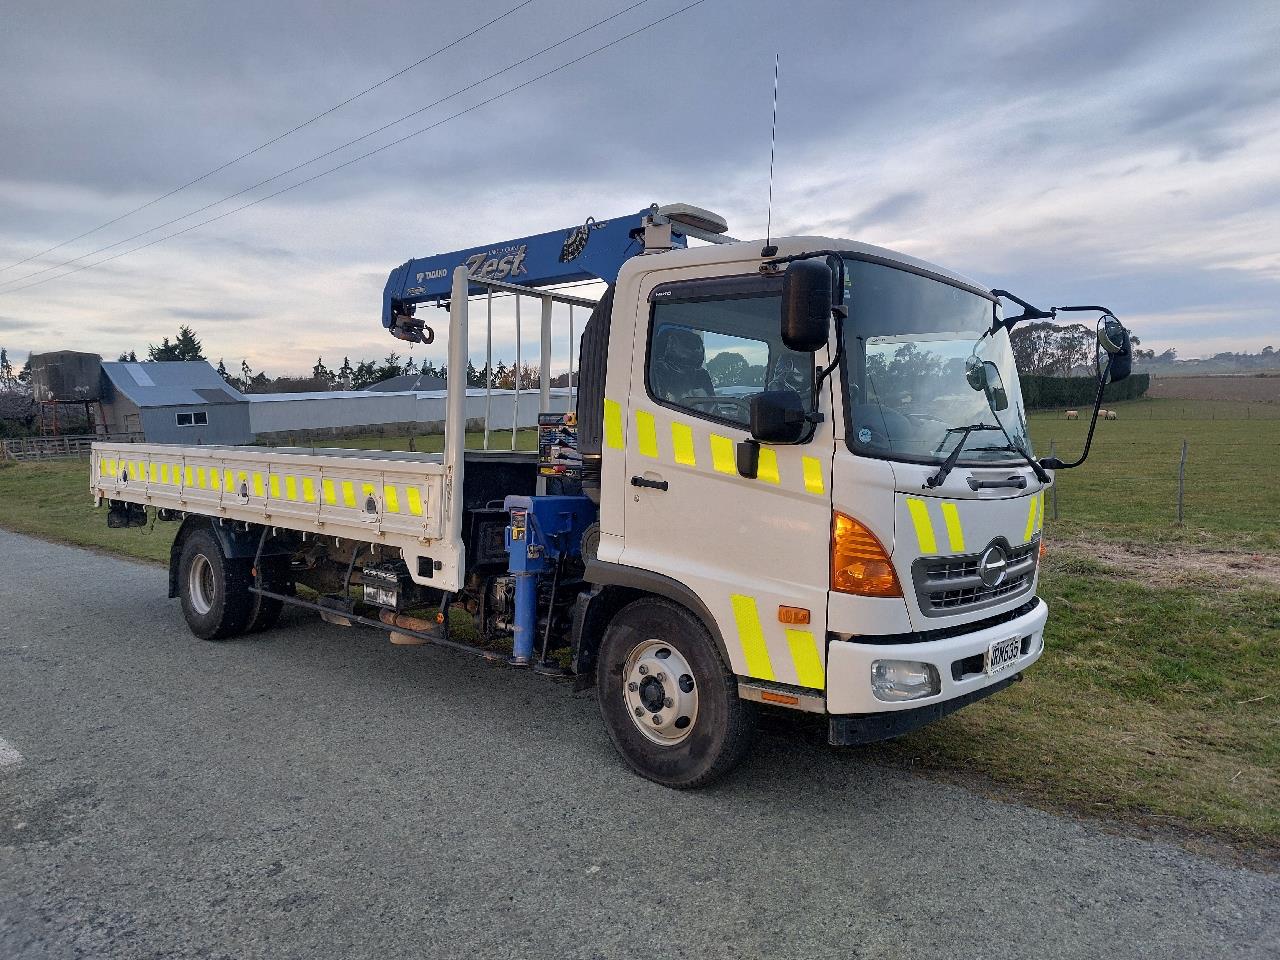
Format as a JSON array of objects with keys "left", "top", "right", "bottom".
[
  {"left": 100, "top": 361, "right": 246, "bottom": 408},
  {"left": 364, "top": 373, "right": 446, "bottom": 392}
]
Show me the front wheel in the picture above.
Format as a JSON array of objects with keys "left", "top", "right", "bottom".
[{"left": 596, "top": 598, "right": 755, "bottom": 788}]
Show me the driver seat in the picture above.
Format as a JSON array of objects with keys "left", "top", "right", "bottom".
[{"left": 651, "top": 326, "right": 714, "bottom": 403}]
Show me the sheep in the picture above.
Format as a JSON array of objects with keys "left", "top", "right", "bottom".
[
  {"left": 1065, "top": 409, "right": 1079, "bottom": 420},
  {"left": 1104, "top": 409, "right": 1118, "bottom": 420}
]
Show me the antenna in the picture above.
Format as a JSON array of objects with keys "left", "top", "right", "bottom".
[{"left": 764, "top": 53, "right": 780, "bottom": 257}]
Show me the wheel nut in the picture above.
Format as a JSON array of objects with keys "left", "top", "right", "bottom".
[
  {"left": 638, "top": 665, "right": 648, "bottom": 675},
  {"left": 634, "top": 706, "right": 644, "bottom": 717},
  {"left": 656, "top": 672, "right": 666, "bottom": 682},
  {"left": 627, "top": 681, "right": 639, "bottom": 692},
  {"left": 652, "top": 714, "right": 663, "bottom": 725},
  {"left": 663, "top": 697, "right": 673, "bottom": 708}
]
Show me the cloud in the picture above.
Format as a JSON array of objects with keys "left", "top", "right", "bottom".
[{"left": 0, "top": 0, "right": 1277, "bottom": 370}]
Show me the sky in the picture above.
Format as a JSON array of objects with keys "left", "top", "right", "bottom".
[{"left": 1, "top": 0, "right": 1277, "bottom": 376}]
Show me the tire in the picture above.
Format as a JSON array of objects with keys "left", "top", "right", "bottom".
[
  {"left": 596, "top": 597, "right": 755, "bottom": 788},
  {"left": 177, "top": 528, "right": 255, "bottom": 641}
]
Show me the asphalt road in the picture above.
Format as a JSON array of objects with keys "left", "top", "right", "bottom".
[{"left": 1, "top": 529, "right": 1276, "bottom": 960}]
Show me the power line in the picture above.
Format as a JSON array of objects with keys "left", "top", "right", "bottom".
[
  {"left": 1, "top": 0, "right": 707, "bottom": 297},
  {"left": 0, "top": 0, "right": 537, "bottom": 276},
  {"left": 0, "top": 0, "right": 654, "bottom": 290}
]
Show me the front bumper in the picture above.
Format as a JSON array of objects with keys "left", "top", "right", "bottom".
[{"left": 824, "top": 597, "right": 1048, "bottom": 716}]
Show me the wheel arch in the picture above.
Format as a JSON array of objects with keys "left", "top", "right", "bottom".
[{"left": 573, "top": 559, "right": 732, "bottom": 683}]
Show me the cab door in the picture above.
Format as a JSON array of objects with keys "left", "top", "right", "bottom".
[{"left": 619, "top": 269, "right": 834, "bottom": 693}]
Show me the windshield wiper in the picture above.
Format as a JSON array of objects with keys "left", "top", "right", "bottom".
[{"left": 925, "top": 424, "right": 1002, "bottom": 489}]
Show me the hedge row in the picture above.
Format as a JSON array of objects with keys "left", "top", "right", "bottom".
[{"left": 1020, "top": 372, "right": 1150, "bottom": 410}]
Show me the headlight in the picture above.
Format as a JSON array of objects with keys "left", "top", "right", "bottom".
[{"left": 871, "top": 659, "right": 940, "bottom": 702}]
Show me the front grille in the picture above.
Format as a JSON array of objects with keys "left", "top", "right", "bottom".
[{"left": 911, "top": 538, "right": 1038, "bottom": 618}]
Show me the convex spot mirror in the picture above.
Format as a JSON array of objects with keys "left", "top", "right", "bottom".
[
  {"left": 750, "top": 389, "right": 809, "bottom": 444},
  {"left": 781, "top": 258, "right": 832, "bottom": 352},
  {"left": 1099, "top": 316, "right": 1132, "bottom": 383},
  {"left": 965, "top": 356, "right": 1009, "bottom": 412}
]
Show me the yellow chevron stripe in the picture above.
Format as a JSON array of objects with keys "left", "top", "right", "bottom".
[
  {"left": 757, "top": 447, "right": 780, "bottom": 484},
  {"left": 940, "top": 501, "right": 965, "bottom": 553},
  {"left": 383, "top": 485, "right": 400, "bottom": 514},
  {"left": 786, "top": 628, "right": 825, "bottom": 690},
  {"left": 709, "top": 434, "right": 735, "bottom": 474},
  {"left": 906, "top": 497, "right": 938, "bottom": 554},
  {"left": 322, "top": 479, "right": 336, "bottom": 505},
  {"left": 302, "top": 478, "right": 317, "bottom": 503},
  {"left": 730, "top": 594, "right": 775, "bottom": 681},
  {"left": 252, "top": 472, "right": 265, "bottom": 497},
  {"left": 670, "top": 422, "right": 696, "bottom": 466},
  {"left": 801, "top": 456, "right": 825, "bottom": 495},
  {"left": 1024, "top": 494, "right": 1038, "bottom": 542},
  {"left": 268, "top": 475, "right": 280, "bottom": 499},
  {"left": 635, "top": 410, "right": 658, "bottom": 458},
  {"left": 603, "top": 399, "right": 624, "bottom": 450},
  {"left": 406, "top": 487, "right": 423, "bottom": 516}
]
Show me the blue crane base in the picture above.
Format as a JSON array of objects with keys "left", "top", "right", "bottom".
[{"left": 502, "top": 495, "right": 597, "bottom": 667}]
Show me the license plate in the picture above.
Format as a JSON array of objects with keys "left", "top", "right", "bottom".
[{"left": 985, "top": 635, "right": 1022, "bottom": 675}]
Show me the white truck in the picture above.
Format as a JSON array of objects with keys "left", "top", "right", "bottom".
[{"left": 91, "top": 204, "right": 1132, "bottom": 787}]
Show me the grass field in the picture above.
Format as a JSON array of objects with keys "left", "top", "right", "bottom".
[
  {"left": 1, "top": 400, "right": 1276, "bottom": 852},
  {"left": 1031, "top": 398, "right": 1280, "bottom": 552}
]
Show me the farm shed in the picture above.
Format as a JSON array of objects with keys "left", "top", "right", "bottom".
[
  {"left": 246, "top": 387, "right": 573, "bottom": 440},
  {"left": 99, "top": 361, "right": 252, "bottom": 445}
]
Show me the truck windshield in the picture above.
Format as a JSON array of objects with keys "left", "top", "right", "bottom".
[{"left": 841, "top": 259, "right": 1031, "bottom": 465}]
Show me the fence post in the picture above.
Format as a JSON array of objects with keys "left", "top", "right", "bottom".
[
  {"left": 1176, "top": 439, "right": 1188, "bottom": 525},
  {"left": 1048, "top": 439, "right": 1059, "bottom": 520}
]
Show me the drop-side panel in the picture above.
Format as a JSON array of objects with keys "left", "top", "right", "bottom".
[{"left": 91, "top": 442, "right": 450, "bottom": 582}]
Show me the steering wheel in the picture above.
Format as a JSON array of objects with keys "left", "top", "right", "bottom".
[{"left": 682, "top": 395, "right": 752, "bottom": 420}]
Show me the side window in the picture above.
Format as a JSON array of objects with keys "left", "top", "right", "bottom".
[
  {"left": 176, "top": 412, "right": 194, "bottom": 426},
  {"left": 193, "top": 411, "right": 208, "bottom": 425},
  {"left": 646, "top": 292, "right": 813, "bottom": 428}
]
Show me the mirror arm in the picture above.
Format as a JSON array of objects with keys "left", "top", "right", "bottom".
[
  {"left": 1038, "top": 356, "right": 1113, "bottom": 471},
  {"left": 990, "top": 289, "right": 1056, "bottom": 334}
]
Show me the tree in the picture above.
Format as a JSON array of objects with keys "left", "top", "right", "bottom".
[
  {"left": 351, "top": 360, "right": 379, "bottom": 390},
  {"left": 147, "top": 325, "right": 205, "bottom": 362},
  {"left": 173, "top": 325, "right": 204, "bottom": 361},
  {"left": 311, "top": 357, "right": 332, "bottom": 386},
  {"left": 117, "top": 350, "right": 138, "bottom": 362},
  {"left": 17, "top": 353, "right": 32, "bottom": 386},
  {"left": 0, "top": 348, "right": 14, "bottom": 392},
  {"left": 706, "top": 351, "right": 750, "bottom": 387},
  {"left": 216, "top": 358, "right": 233, "bottom": 384},
  {"left": 337, "top": 357, "right": 354, "bottom": 389},
  {"left": 1009, "top": 322, "right": 1094, "bottom": 377}
]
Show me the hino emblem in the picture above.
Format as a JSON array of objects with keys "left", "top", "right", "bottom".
[{"left": 978, "top": 544, "right": 1009, "bottom": 588}]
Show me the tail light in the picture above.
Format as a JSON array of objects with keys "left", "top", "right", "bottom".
[{"left": 831, "top": 512, "right": 901, "bottom": 597}]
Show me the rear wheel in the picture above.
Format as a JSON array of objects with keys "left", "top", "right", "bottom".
[
  {"left": 178, "top": 528, "right": 254, "bottom": 640},
  {"left": 596, "top": 597, "right": 755, "bottom": 788}
]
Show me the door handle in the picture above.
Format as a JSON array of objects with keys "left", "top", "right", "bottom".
[
  {"left": 630, "top": 475, "right": 669, "bottom": 492},
  {"left": 967, "top": 475, "right": 1028, "bottom": 490}
]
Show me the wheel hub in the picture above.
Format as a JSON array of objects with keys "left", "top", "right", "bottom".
[{"left": 622, "top": 639, "right": 698, "bottom": 745}]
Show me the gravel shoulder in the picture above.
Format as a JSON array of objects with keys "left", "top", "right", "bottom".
[{"left": 1, "top": 530, "right": 1277, "bottom": 960}]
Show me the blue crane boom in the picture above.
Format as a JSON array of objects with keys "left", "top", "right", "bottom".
[{"left": 381, "top": 208, "right": 688, "bottom": 342}]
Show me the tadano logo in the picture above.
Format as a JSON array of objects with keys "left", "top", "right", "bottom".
[{"left": 415, "top": 267, "right": 449, "bottom": 282}]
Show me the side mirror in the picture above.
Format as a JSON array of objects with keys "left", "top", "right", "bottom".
[
  {"left": 1099, "top": 316, "right": 1131, "bottom": 382},
  {"left": 965, "top": 356, "right": 1009, "bottom": 412},
  {"left": 781, "top": 259, "right": 832, "bottom": 352},
  {"left": 749, "top": 389, "right": 809, "bottom": 444}
]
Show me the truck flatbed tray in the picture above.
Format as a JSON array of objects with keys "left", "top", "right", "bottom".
[{"left": 91, "top": 440, "right": 450, "bottom": 548}]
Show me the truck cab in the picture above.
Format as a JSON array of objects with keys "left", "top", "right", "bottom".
[{"left": 575, "top": 235, "right": 1047, "bottom": 779}]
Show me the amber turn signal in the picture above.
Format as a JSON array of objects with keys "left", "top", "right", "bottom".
[
  {"left": 777, "top": 605, "right": 810, "bottom": 625},
  {"left": 831, "top": 512, "right": 902, "bottom": 598}
]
